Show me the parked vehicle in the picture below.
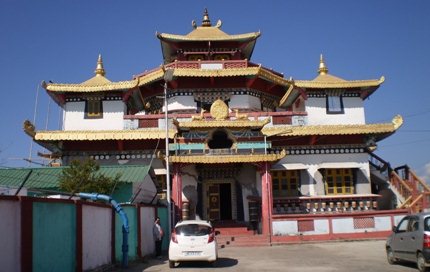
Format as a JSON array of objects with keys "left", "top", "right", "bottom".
[
  {"left": 386, "top": 212, "right": 430, "bottom": 272},
  {"left": 168, "top": 220, "right": 218, "bottom": 268}
]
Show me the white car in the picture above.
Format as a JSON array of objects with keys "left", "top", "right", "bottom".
[{"left": 168, "top": 220, "right": 218, "bottom": 268}]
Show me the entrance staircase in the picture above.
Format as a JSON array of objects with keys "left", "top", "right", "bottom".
[
  {"left": 369, "top": 152, "right": 430, "bottom": 213},
  {"left": 213, "top": 221, "right": 270, "bottom": 248}
]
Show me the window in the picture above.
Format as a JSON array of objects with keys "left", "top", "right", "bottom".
[
  {"left": 323, "top": 168, "right": 354, "bottom": 195},
  {"left": 85, "top": 99, "right": 103, "bottom": 119},
  {"left": 272, "top": 170, "right": 300, "bottom": 197},
  {"left": 396, "top": 217, "right": 410, "bottom": 233},
  {"left": 326, "top": 95, "right": 344, "bottom": 114}
]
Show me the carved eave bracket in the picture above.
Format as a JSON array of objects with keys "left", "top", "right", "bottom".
[
  {"left": 392, "top": 115, "right": 403, "bottom": 130},
  {"left": 23, "top": 120, "right": 36, "bottom": 137}
]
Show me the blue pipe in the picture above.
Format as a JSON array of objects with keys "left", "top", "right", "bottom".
[{"left": 78, "top": 193, "right": 129, "bottom": 268}]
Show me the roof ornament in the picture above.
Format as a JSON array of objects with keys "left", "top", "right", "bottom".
[
  {"left": 202, "top": 8, "right": 212, "bottom": 27},
  {"left": 95, "top": 54, "right": 106, "bottom": 77},
  {"left": 215, "top": 19, "right": 222, "bottom": 28},
  {"left": 318, "top": 54, "right": 329, "bottom": 75}
]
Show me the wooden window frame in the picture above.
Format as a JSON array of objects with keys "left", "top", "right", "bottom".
[
  {"left": 323, "top": 168, "right": 355, "bottom": 195},
  {"left": 326, "top": 95, "right": 344, "bottom": 114},
  {"left": 85, "top": 98, "right": 103, "bottom": 119},
  {"left": 271, "top": 170, "right": 300, "bottom": 197}
]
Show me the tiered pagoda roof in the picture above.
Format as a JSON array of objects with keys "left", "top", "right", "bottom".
[
  {"left": 280, "top": 55, "right": 385, "bottom": 107},
  {"left": 42, "top": 55, "right": 138, "bottom": 105},
  {"left": 156, "top": 9, "right": 261, "bottom": 63}
]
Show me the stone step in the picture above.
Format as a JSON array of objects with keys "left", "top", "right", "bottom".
[{"left": 217, "top": 234, "right": 270, "bottom": 248}]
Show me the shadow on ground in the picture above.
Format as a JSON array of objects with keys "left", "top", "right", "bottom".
[{"left": 174, "top": 257, "right": 238, "bottom": 268}]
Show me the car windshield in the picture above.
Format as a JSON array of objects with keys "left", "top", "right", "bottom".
[{"left": 175, "top": 224, "right": 212, "bottom": 236}]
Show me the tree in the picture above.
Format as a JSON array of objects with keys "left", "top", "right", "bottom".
[{"left": 59, "top": 159, "right": 122, "bottom": 195}]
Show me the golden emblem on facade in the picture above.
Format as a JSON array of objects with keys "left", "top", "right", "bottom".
[{"left": 210, "top": 99, "right": 229, "bottom": 120}]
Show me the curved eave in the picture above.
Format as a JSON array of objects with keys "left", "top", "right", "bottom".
[
  {"left": 170, "top": 150, "right": 285, "bottom": 164},
  {"left": 280, "top": 77, "right": 385, "bottom": 107},
  {"left": 157, "top": 31, "right": 261, "bottom": 42},
  {"left": 294, "top": 76, "right": 385, "bottom": 89},
  {"left": 175, "top": 117, "right": 270, "bottom": 129},
  {"left": 42, "top": 79, "right": 139, "bottom": 93},
  {"left": 262, "top": 115, "right": 403, "bottom": 140},
  {"left": 136, "top": 67, "right": 291, "bottom": 88},
  {"left": 29, "top": 129, "right": 177, "bottom": 141}
]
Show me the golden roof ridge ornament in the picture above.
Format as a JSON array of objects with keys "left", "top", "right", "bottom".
[
  {"left": 318, "top": 54, "right": 329, "bottom": 75},
  {"left": 202, "top": 8, "right": 212, "bottom": 27},
  {"left": 95, "top": 54, "right": 106, "bottom": 77}
]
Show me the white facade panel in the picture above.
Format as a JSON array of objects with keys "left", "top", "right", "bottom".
[
  {"left": 306, "top": 97, "right": 365, "bottom": 125},
  {"left": 230, "top": 95, "right": 261, "bottom": 111},
  {"left": 0, "top": 200, "right": 21, "bottom": 272},
  {"left": 302, "top": 219, "right": 330, "bottom": 235},
  {"left": 140, "top": 207, "right": 156, "bottom": 257},
  {"left": 64, "top": 100, "right": 125, "bottom": 131},
  {"left": 374, "top": 216, "right": 392, "bottom": 231},
  {"left": 82, "top": 205, "right": 112, "bottom": 271},
  {"left": 272, "top": 220, "right": 298, "bottom": 235},
  {"left": 332, "top": 218, "right": 355, "bottom": 233},
  {"left": 165, "top": 96, "right": 195, "bottom": 112}
]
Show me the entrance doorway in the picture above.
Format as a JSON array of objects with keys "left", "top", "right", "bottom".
[{"left": 206, "top": 182, "right": 233, "bottom": 221}]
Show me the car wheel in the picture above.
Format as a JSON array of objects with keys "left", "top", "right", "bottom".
[
  {"left": 169, "top": 260, "right": 175, "bottom": 268},
  {"left": 386, "top": 247, "right": 397, "bottom": 265},
  {"left": 417, "top": 252, "right": 428, "bottom": 272}
]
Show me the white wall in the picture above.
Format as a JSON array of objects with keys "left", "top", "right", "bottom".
[
  {"left": 165, "top": 96, "right": 195, "bottom": 112},
  {"left": 305, "top": 97, "right": 365, "bottom": 125},
  {"left": 82, "top": 205, "right": 112, "bottom": 271},
  {"left": 230, "top": 94, "right": 261, "bottom": 111},
  {"left": 0, "top": 200, "right": 21, "bottom": 272},
  {"left": 140, "top": 207, "right": 156, "bottom": 257},
  {"left": 64, "top": 100, "right": 125, "bottom": 130}
]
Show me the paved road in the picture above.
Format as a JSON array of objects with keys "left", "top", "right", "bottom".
[{"left": 113, "top": 240, "right": 418, "bottom": 272}]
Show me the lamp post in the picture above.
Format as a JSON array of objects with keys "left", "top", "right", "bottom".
[{"left": 164, "top": 69, "right": 174, "bottom": 236}]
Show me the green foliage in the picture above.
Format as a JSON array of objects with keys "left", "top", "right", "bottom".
[{"left": 59, "top": 159, "right": 122, "bottom": 195}]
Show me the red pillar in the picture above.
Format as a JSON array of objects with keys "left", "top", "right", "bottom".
[
  {"left": 172, "top": 164, "right": 183, "bottom": 222},
  {"left": 260, "top": 162, "right": 273, "bottom": 236}
]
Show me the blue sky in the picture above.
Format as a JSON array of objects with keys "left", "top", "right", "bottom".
[{"left": 1, "top": 0, "right": 429, "bottom": 180}]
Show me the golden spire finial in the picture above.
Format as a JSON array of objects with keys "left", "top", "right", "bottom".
[
  {"left": 318, "top": 54, "right": 329, "bottom": 75},
  {"left": 202, "top": 8, "right": 212, "bottom": 27},
  {"left": 95, "top": 54, "right": 106, "bottom": 77}
]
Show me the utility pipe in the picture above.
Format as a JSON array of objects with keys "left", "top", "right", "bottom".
[{"left": 78, "top": 193, "right": 129, "bottom": 268}]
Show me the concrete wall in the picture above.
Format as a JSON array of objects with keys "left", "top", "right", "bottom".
[
  {"left": 139, "top": 207, "right": 156, "bottom": 257},
  {"left": 64, "top": 100, "right": 125, "bottom": 131},
  {"left": 272, "top": 210, "right": 408, "bottom": 240},
  {"left": 33, "top": 201, "right": 76, "bottom": 272},
  {"left": 0, "top": 196, "right": 168, "bottom": 272},
  {"left": 0, "top": 198, "right": 21, "bottom": 272},
  {"left": 82, "top": 205, "right": 112, "bottom": 271},
  {"left": 306, "top": 97, "right": 365, "bottom": 125}
]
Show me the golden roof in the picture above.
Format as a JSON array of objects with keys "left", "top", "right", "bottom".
[
  {"left": 43, "top": 55, "right": 138, "bottom": 93},
  {"left": 137, "top": 66, "right": 292, "bottom": 87},
  {"left": 294, "top": 55, "right": 385, "bottom": 88},
  {"left": 175, "top": 118, "right": 270, "bottom": 129},
  {"left": 279, "top": 55, "right": 385, "bottom": 107},
  {"left": 157, "top": 9, "right": 260, "bottom": 42},
  {"left": 262, "top": 115, "right": 403, "bottom": 137},
  {"left": 26, "top": 128, "right": 176, "bottom": 141},
  {"left": 170, "top": 150, "right": 286, "bottom": 164}
]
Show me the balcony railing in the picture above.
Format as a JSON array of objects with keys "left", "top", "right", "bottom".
[
  {"left": 123, "top": 111, "right": 308, "bottom": 130},
  {"left": 272, "top": 194, "right": 381, "bottom": 215}
]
